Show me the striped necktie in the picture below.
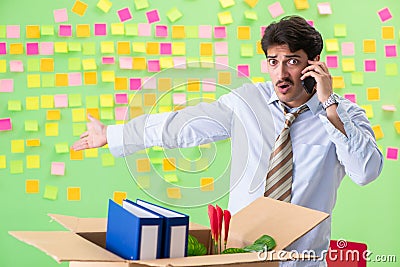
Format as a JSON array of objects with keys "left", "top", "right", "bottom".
[{"left": 264, "top": 104, "right": 309, "bottom": 202}]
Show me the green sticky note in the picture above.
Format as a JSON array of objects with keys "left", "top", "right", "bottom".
[
  {"left": 385, "top": 63, "right": 398, "bottom": 76},
  {"left": 351, "top": 72, "right": 364, "bottom": 85},
  {"left": 68, "top": 58, "right": 82, "bottom": 71},
  {"left": 241, "top": 43, "right": 254, "bottom": 57},
  {"left": 8, "top": 100, "right": 22, "bottom": 111},
  {"left": 101, "top": 153, "right": 115, "bottom": 166},
  {"left": 136, "top": 176, "right": 150, "bottom": 189},
  {"left": 158, "top": 94, "right": 172, "bottom": 106},
  {"left": 41, "top": 25, "right": 55, "bottom": 36},
  {"left": 69, "top": 94, "right": 82, "bottom": 107},
  {"left": 43, "top": 185, "right": 58, "bottom": 200},
  {"left": 68, "top": 42, "right": 82, "bottom": 52},
  {"left": 150, "top": 158, "right": 163, "bottom": 164},
  {"left": 25, "top": 120, "right": 39, "bottom": 132},
  {"left": 173, "top": 78, "right": 186, "bottom": 92},
  {"left": 10, "top": 160, "right": 23, "bottom": 174},
  {"left": 55, "top": 143, "right": 69, "bottom": 154},
  {"left": 188, "top": 94, "right": 201, "bottom": 105},
  {"left": 0, "top": 25, "right": 6, "bottom": 38},
  {"left": 42, "top": 74, "right": 55, "bottom": 88},
  {"left": 72, "top": 123, "right": 86, "bottom": 136},
  {"left": 187, "top": 57, "right": 200, "bottom": 68},
  {"left": 186, "top": 26, "right": 198, "bottom": 38},
  {"left": 167, "top": 7, "right": 183, "bottom": 22},
  {"left": 27, "top": 58, "right": 40, "bottom": 72},
  {"left": 164, "top": 174, "right": 179, "bottom": 183},
  {"left": 334, "top": 24, "right": 347, "bottom": 37},
  {"left": 134, "top": 0, "right": 149, "bottom": 10},
  {"left": 244, "top": 10, "right": 258, "bottom": 20},
  {"left": 152, "top": 146, "right": 164, "bottom": 152},
  {"left": 125, "top": 24, "right": 138, "bottom": 36},
  {"left": 86, "top": 96, "right": 99, "bottom": 108},
  {"left": 100, "top": 107, "right": 114, "bottom": 120},
  {"left": 82, "top": 42, "right": 96, "bottom": 55}
]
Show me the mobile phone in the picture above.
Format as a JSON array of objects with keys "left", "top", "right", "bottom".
[{"left": 302, "top": 76, "right": 316, "bottom": 94}]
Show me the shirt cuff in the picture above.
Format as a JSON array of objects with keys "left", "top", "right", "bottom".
[{"left": 107, "top": 124, "right": 125, "bottom": 157}]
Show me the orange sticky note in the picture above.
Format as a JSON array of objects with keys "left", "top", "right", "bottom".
[
  {"left": 113, "top": 191, "right": 127, "bottom": 205},
  {"left": 76, "top": 24, "right": 90, "bottom": 37},
  {"left": 117, "top": 41, "right": 131, "bottom": 55},
  {"left": 136, "top": 158, "right": 151, "bottom": 172},
  {"left": 47, "top": 110, "right": 61, "bottom": 120},
  {"left": 67, "top": 187, "right": 81, "bottom": 201},
  {"left": 40, "top": 58, "right": 54, "bottom": 72},
  {"left": 72, "top": 0, "right": 88, "bottom": 16},
  {"left": 166, "top": 188, "right": 181, "bottom": 199},
  {"left": 158, "top": 78, "right": 172, "bottom": 92},
  {"left": 244, "top": 0, "right": 258, "bottom": 8},
  {"left": 162, "top": 158, "right": 176, "bottom": 172},
  {"left": 114, "top": 77, "right": 128, "bottom": 90},
  {"left": 26, "top": 139, "right": 40, "bottom": 147},
  {"left": 172, "top": 25, "right": 185, "bottom": 39},
  {"left": 146, "top": 42, "right": 159, "bottom": 55},
  {"left": 26, "top": 25, "right": 40, "bottom": 38},
  {"left": 187, "top": 79, "right": 200, "bottom": 92},
  {"left": 200, "top": 43, "right": 213, "bottom": 56},
  {"left": 394, "top": 121, "right": 400, "bottom": 134},
  {"left": 84, "top": 72, "right": 97, "bottom": 85},
  {"left": 200, "top": 177, "right": 214, "bottom": 191},
  {"left": 55, "top": 73, "right": 69, "bottom": 87},
  {"left": 218, "top": 72, "right": 231, "bottom": 85},
  {"left": 70, "top": 148, "right": 83, "bottom": 160},
  {"left": 26, "top": 179, "right": 39, "bottom": 193},
  {"left": 367, "top": 87, "right": 380, "bottom": 101},
  {"left": 256, "top": 40, "right": 263, "bottom": 54},
  {"left": 10, "top": 43, "right": 23, "bottom": 54},
  {"left": 237, "top": 26, "right": 251, "bottom": 40},
  {"left": 86, "top": 108, "right": 100, "bottom": 119},
  {"left": 132, "top": 57, "right": 147, "bottom": 70},
  {"left": 372, "top": 125, "right": 384, "bottom": 140},
  {"left": 363, "top": 40, "right": 376, "bottom": 53}
]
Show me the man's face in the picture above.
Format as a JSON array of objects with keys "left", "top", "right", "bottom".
[{"left": 266, "top": 44, "right": 313, "bottom": 108}]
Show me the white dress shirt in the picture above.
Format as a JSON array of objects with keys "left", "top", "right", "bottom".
[{"left": 107, "top": 81, "right": 383, "bottom": 266}]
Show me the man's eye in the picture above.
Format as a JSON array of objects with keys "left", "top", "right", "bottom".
[
  {"left": 288, "top": 58, "right": 298, "bottom": 65},
  {"left": 268, "top": 59, "right": 277, "bottom": 66}
]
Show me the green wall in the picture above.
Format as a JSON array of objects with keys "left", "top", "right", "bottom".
[{"left": 0, "top": 0, "right": 399, "bottom": 266}]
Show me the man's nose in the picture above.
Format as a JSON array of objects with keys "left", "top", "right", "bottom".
[{"left": 277, "top": 64, "right": 289, "bottom": 80}]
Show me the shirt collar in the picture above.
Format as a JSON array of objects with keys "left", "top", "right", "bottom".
[{"left": 267, "top": 90, "right": 322, "bottom": 115}]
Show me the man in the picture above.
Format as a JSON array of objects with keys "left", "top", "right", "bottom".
[{"left": 72, "top": 16, "right": 383, "bottom": 266}]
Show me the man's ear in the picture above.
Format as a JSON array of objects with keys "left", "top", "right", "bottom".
[{"left": 314, "top": 55, "right": 320, "bottom": 61}]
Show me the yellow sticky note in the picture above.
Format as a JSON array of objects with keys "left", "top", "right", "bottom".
[
  {"left": 101, "top": 71, "right": 115, "bottom": 82},
  {"left": 10, "top": 43, "right": 23, "bottom": 54},
  {"left": 45, "top": 123, "right": 59, "bottom": 136},
  {"left": 244, "top": 0, "right": 258, "bottom": 8},
  {"left": 0, "top": 60, "right": 6, "bottom": 72},
  {"left": 394, "top": 121, "right": 400, "bottom": 134},
  {"left": 325, "top": 39, "right": 339, "bottom": 52},
  {"left": 341, "top": 58, "right": 355, "bottom": 72},
  {"left": 26, "top": 96, "right": 39, "bottom": 110},
  {"left": 146, "top": 42, "right": 159, "bottom": 55},
  {"left": 136, "top": 158, "right": 151, "bottom": 172},
  {"left": 162, "top": 158, "right": 176, "bottom": 172},
  {"left": 372, "top": 125, "right": 384, "bottom": 140},
  {"left": 200, "top": 177, "right": 214, "bottom": 191},
  {"left": 55, "top": 73, "right": 69, "bottom": 87},
  {"left": 294, "top": 0, "right": 309, "bottom": 9},
  {"left": 11, "top": 140, "right": 25, "bottom": 153},
  {"left": 237, "top": 26, "right": 251, "bottom": 40},
  {"left": 363, "top": 40, "right": 376, "bottom": 53},
  {"left": 132, "top": 42, "right": 146, "bottom": 53},
  {"left": 47, "top": 110, "right": 61, "bottom": 120},
  {"left": 27, "top": 74, "right": 41, "bottom": 88},
  {"left": 72, "top": 0, "right": 88, "bottom": 16},
  {"left": 218, "top": 11, "right": 233, "bottom": 25},
  {"left": 172, "top": 42, "right": 186, "bottom": 55},
  {"left": 54, "top": 42, "right": 68, "bottom": 53},
  {"left": 101, "top": 41, "right": 115, "bottom": 53},
  {"left": 200, "top": 43, "right": 213, "bottom": 56},
  {"left": 218, "top": 72, "right": 231, "bottom": 85},
  {"left": 219, "top": 0, "right": 235, "bottom": 8},
  {"left": 25, "top": 120, "right": 38, "bottom": 132},
  {"left": 82, "top": 59, "right": 97, "bottom": 70},
  {"left": 332, "top": 76, "right": 345, "bottom": 89},
  {"left": 144, "top": 93, "right": 156, "bottom": 106},
  {"left": 164, "top": 174, "right": 179, "bottom": 183},
  {"left": 166, "top": 188, "right": 181, "bottom": 199},
  {"left": 360, "top": 105, "right": 374, "bottom": 119},
  {"left": 0, "top": 155, "right": 6, "bottom": 169},
  {"left": 26, "top": 155, "right": 40, "bottom": 169},
  {"left": 113, "top": 191, "right": 127, "bottom": 205},
  {"left": 117, "top": 41, "right": 130, "bottom": 54},
  {"left": 26, "top": 180, "right": 39, "bottom": 193},
  {"left": 115, "top": 77, "right": 128, "bottom": 90},
  {"left": 159, "top": 57, "right": 174, "bottom": 69},
  {"left": 381, "top": 26, "right": 394, "bottom": 40},
  {"left": 67, "top": 187, "right": 81, "bottom": 201},
  {"left": 111, "top": 23, "right": 125, "bottom": 35},
  {"left": 26, "top": 25, "right": 40, "bottom": 38},
  {"left": 100, "top": 94, "right": 114, "bottom": 107},
  {"left": 72, "top": 108, "right": 86, "bottom": 122},
  {"left": 172, "top": 25, "right": 185, "bottom": 39},
  {"left": 97, "top": 0, "right": 112, "bottom": 13},
  {"left": 132, "top": 57, "right": 147, "bottom": 70},
  {"left": 26, "top": 139, "right": 40, "bottom": 147},
  {"left": 101, "top": 153, "right": 115, "bottom": 166},
  {"left": 85, "top": 148, "right": 98, "bottom": 158},
  {"left": 40, "top": 95, "right": 54, "bottom": 108},
  {"left": 84, "top": 72, "right": 97, "bottom": 85},
  {"left": 76, "top": 24, "right": 90, "bottom": 37},
  {"left": 367, "top": 87, "right": 380, "bottom": 101}
]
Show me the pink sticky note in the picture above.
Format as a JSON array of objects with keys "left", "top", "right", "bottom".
[
  {"left": 68, "top": 72, "right": 82, "bottom": 86},
  {"left": 199, "top": 25, "right": 212, "bottom": 38},
  {"left": 115, "top": 93, "right": 128, "bottom": 104},
  {"left": 51, "top": 162, "right": 65, "bottom": 176},
  {"left": 40, "top": 42, "right": 54, "bottom": 55},
  {"left": 173, "top": 93, "right": 186, "bottom": 105},
  {"left": 382, "top": 105, "right": 396, "bottom": 111},
  {"left": 146, "top": 9, "right": 160, "bottom": 24},
  {"left": 54, "top": 8, "right": 68, "bottom": 23},
  {"left": 7, "top": 25, "right": 20, "bottom": 38},
  {"left": 130, "top": 78, "right": 142, "bottom": 90},
  {"left": 261, "top": 59, "right": 268, "bottom": 73},
  {"left": 214, "top": 26, "right": 227, "bottom": 39},
  {"left": 0, "top": 118, "right": 12, "bottom": 131},
  {"left": 119, "top": 57, "right": 132, "bottom": 69},
  {"left": 142, "top": 77, "right": 157, "bottom": 89},
  {"left": 59, "top": 25, "right": 72, "bottom": 37},
  {"left": 173, "top": 57, "right": 186, "bottom": 69},
  {"left": 341, "top": 42, "right": 355, "bottom": 56},
  {"left": 118, "top": 7, "right": 133, "bottom": 22},
  {"left": 344, "top": 93, "right": 356, "bottom": 103},
  {"left": 260, "top": 26, "right": 267, "bottom": 38},
  {"left": 0, "top": 43, "right": 6, "bottom": 55},
  {"left": 115, "top": 107, "right": 128, "bottom": 120},
  {"left": 378, "top": 7, "right": 392, "bottom": 22},
  {"left": 215, "top": 42, "right": 228, "bottom": 55},
  {"left": 155, "top": 25, "right": 168, "bottom": 38},
  {"left": 94, "top": 23, "right": 107, "bottom": 36},
  {"left": 10, "top": 60, "right": 24, "bottom": 72},
  {"left": 0, "top": 79, "right": 14, "bottom": 92},
  {"left": 307, "top": 20, "right": 314, "bottom": 27},
  {"left": 364, "top": 60, "right": 377, "bottom": 72},
  {"left": 385, "top": 45, "right": 397, "bottom": 57},
  {"left": 160, "top": 43, "right": 172, "bottom": 55},
  {"left": 202, "top": 78, "right": 216, "bottom": 92},
  {"left": 237, "top": 65, "right": 250, "bottom": 77},
  {"left": 138, "top": 23, "right": 151, "bottom": 36},
  {"left": 268, "top": 2, "right": 285, "bottom": 18},
  {"left": 54, "top": 94, "right": 69, "bottom": 108},
  {"left": 326, "top": 55, "right": 338, "bottom": 68},
  {"left": 215, "top": 56, "right": 229, "bottom": 70},
  {"left": 386, "top": 147, "right": 398, "bottom": 160},
  {"left": 317, "top": 2, "right": 332, "bottom": 15},
  {"left": 26, "top": 43, "right": 39, "bottom": 55},
  {"left": 147, "top": 60, "right": 160, "bottom": 72},
  {"left": 102, "top": 57, "right": 115, "bottom": 64}
]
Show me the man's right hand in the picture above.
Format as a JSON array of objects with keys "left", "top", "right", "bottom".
[{"left": 71, "top": 114, "right": 108, "bottom": 151}]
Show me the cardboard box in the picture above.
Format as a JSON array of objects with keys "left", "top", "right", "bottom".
[{"left": 10, "top": 197, "right": 329, "bottom": 267}]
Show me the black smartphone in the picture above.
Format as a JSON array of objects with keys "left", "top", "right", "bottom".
[{"left": 302, "top": 76, "right": 316, "bottom": 94}]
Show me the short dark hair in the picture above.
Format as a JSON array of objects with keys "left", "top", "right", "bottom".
[{"left": 261, "top": 15, "right": 323, "bottom": 60}]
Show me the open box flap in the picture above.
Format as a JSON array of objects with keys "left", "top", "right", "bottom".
[
  {"left": 227, "top": 197, "right": 329, "bottom": 250},
  {"left": 48, "top": 213, "right": 107, "bottom": 233},
  {"left": 9, "top": 231, "right": 124, "bottom": 263}
]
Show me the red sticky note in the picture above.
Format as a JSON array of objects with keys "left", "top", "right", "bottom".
[
  {"left": 59, "top": 25, "right": 72, "bottom": 37},
  {"left": 94, "top": 23, "right": 107, "bottom": 36},
  {"left": 386, "top": 147, "right": 398, "bottom": 160},
  {"left": 146, "top": 9, "right": 160, "bottom": 24},
  {"left": 115, "top": 93, "right": 128, "bottom": 104},
  {"left": 0, "top": 79, "right": 14, "bottom": 92},
  {"left": 364, "top": 60, "right": 377, "bottom": 72},
  {"left": 51, "top": 162, "right": 65, "bottom": 176},
  {"left": 102, "top": 56, "right": 115, "bottom": 64},
  {"left": 138, "top": 23, "right": 151, "bottom": 36},
  {"left": 155, "top": 25, "right": 168, "bottom": 38},
  {"left": 0, "top": 43, "right": 6, "bottom": 55},
  {"left": 237, "top": 64, "right": 250, "bottom": 77},
  {"left": 377, "top": 7, "right": 392, "bottom": 22},
  {"left": 214, "top": 26, "right": 227, "bottom": 39},
  {"left": 385, "top": 45, "right": 397, "bottom": 57},
  {"left": 7, "top": 25, "right": 20, "bottom": 38},
  {"left": 130, "top": 78, "right": 142, "bottom": 90},
  {"left": 26, "top": 43, "right": 39, "bottom": 55},
  {"left": 0, "top": 118, "right": 12, "bottom": 131},
  {"left": 344, "top": 93, "right": 356, "bottom": 103},
  {"left": 199, "top": 25, "right": 212, "bottom": 38},
  {"left": 147, "top": 60, "right": 160, "bottom": 72},
  {"left": 54, "top": 8, "right": 68, "bottom": 23},
  {"left": 40, "top": 42, "right": 54, "bottom": 55},
  {"left": 160, "top": 43, "right": 172, "bottom": 55},
  {"left": 326, "top": 55, "right": 338, "bottom": 68},
  {"left": 117, "top": 7, "right": 133, "bottom": 22}
]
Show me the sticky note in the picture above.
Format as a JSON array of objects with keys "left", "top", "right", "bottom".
[
  {"left": 325, "top": 39, "right": 339, "bottom": 52},
  {"left": 82, "top": 42, "right": 96, "bottom": 55},
  {"left": 341, "top": 58, "right": 355, "bottom": 72},
  {"left": 45, "top": 123, "right": 59, "bottom": 136},
  {"left": 102, "top": 71, "right": 115, "bottom": 82},
  {"left": 377, "top": 7, "right": 392, "bottom": 22},
  {"left": 39, "top": 42, "right": 54, "bottom": 55},
  {"left": 59, "top": 25, "right": 72, "bottom": 37},
  {"left": 10, "top": 160, "right": 23, "bottom": 174},
  {"left": 167, "top": 7, "right": 183, "bottom": 22},
  {"left": 173, "top": 57, "right": 186, "bottom": 69},
  {"left": 70, "top": 148, "right": 83, "bottom": 160},
  {"left": 54, "top": 94, "right": 68, "bottom": 108},
  {"left": 26, "top": 96, "right": 39, "bottom": 110},
  {"left": 25, "top": 120, "right": 38, "bottom": 132},
  {"left": 214, "top": 26, "right": 227, "bottom": 39},
  {"left": 244, "top": 0, "right": 258, "bottom": 7},
  {"left": 172, "top": 26, "right": 185, "bottom": 39},
  {"left": 351, "top": 72, "right": 364, "bottom": 85},
  {"left": 164, "top": 174, "right": 178, "bottom": 183},
  {"left": 367, "top": 87, "right": 380, "bottom": 101},
  {"left": 125, "top": 24, "right": 138, "bottom": 36},
  {"left": 40, "top": 58, "right": 54, "bottom": 72},
  {"left": 138, "top": 23, "right": 151, "bottom": 36},
  {"left": 146, "top": 9, "right": 160, "bottom": 24},
  {"left": 334, "top": 24, "right": 346, "bottom": 37},
  {"left": 101, "top": 153, "right": 115, "bottom": 166},
  {"left": 219, "top": 0, "right": 235, "bottom": 8},
  {"left": 372, "top": 125, "right": 384, "bottom": 140},
  {"left": 0, "top": 79, "right": 14, "bottom": 92},
  {"left": 10, "top": 43, "right": 23, "bottom": 55},
  {"left": 26, "top": 139, "right": 40, "bottom": 147},
  {"left": 100, "top": 94, "right": 114, "bottom": 107},
  {"left": 85, "top": 148, "right": 98, "bottom": 158},
  {"left": 26, "top": 155, "right": 40, "bottom": 169},
  {"left": 41, "top": 95, "right": 55, "bottom": 108},
  {"left": 213, "top": 42, "right": 228, "bottom": 56},
  {"left": 166, "top": 188, "right": 181, "bottom": 199},
  {"left": 102, "top": 56, "right": 115, "bottom": 64},
  {"left": 294, "top": 0, "right": 309, "bottom": 10},
  {"left": 172, "top": 93, "right": 186, "bottom": 105},
  {"left": 326, "top": 55, "right": 338, "bottom": 68},
  {"left": 67, "top": 187, "right": 81, "bottom": 201},
  {"left": 200, "top": 177, "right": 214, "bottom": 191},
  {"left": 10, "top": 60, "right": 24, "bottom": 72},
  {"left": 26, "top": 25, "right": 40, "bottom": 38},
  {"left": 8, "top": 100, "right": 21, "bottom": 111},
  {"left": 199, "top": 25, "right": 212, "bottom": 38},
  {"left": 381, "top": 26, "right": 394, "bottom": 40},
  {"left": 72, "top": 123, "right": 87, "bottom": 136},
  {"left": 7, "top": 25, "right": 20, "bottom": 38},
  {"left": 72, "top": 0, "right": 88, "bottom": 16},
  {"left": 363, "top": 40, "right": 376, "bottom": 53},
  {"left": 68, "top": 42, "right": 81, "bottom": 52},
  {"left": 172, "top": 43, "right": 186, "bottom": 55},
  {"left": 332, "top": 76, "right": 345, "bottom": 89},
  {"left": 41, "top": 25, "right": 55, "bottom": 36},
  {"left": 94, "top": 23, "right": 107, "bottom": 36},
  {"left": 382, "top": 105, "right": 396, "bottom": 112},
  {"left": 113, "top": 191, "right": 127, "bottom": 205},
  {"left": 344, "top": 93, "right": 356, "bottom": 103},
  {"left": 97, "top": 0, "right": 112, "bottom": 13},
  {"left": 115, "top": 107, "right": 128, "bottom": 120},
  {"left": 147, "top": 60, "right": 160, "bottom": 72},
  {"left": 244, "top": 10, "right": 258, "bottom": 20},
  {"left": 27, "top": 58, "right": 40, "bottom": 72},
  {"left": 82, "top": 59, "right": 97, "bottom": 70},
  {"left": 54, "top": 8, "right": 68, "bottom": 23},
  {"left": 237, "top": 65, "right": 250, "bottom": 77},
  {"left": 26, "top": 42, "right": 39, "bottom": 55},
  {"left": 162, "top": 158, "right": 176, "bottom": 172},
  {"left": 385, "top": 45, "right": 397, "bottom": 57},
  {"left": 360, "top": 105, "right": 373, "bottom": 119},
  {"left": 115, "top": 76, "right": 128, "bottom": 89},
  {"left": 155, "top": 25, "right": 168, "bottom": 38},
  {"left": 341, "top": 42, "right": 354, "bottom": 56},
  {"left": 240, "top": 44, "right": 253, "bottom": 57},
  {"left": 218, "top": 11, "right": 233, "bottom": 25},
  {"left": 54, "top": 42, "right": 68, "bottom": 53},
  {"left": 364, "top": 60, "right": 377, "bottom": 72},
  {"left": 237, "top": 26, "right": 250, "bottom": 40},
  {"left": 0, "top": 60, "right": 6, "bottom": 72},
  {"left": 268, "top": 2, "right": 285, "bottom": 18},
  {"left": 117, "top": 7, "right": 133, "bottom": 22},
  {"left": 136, "top": 158, "right": 151, "bottom": 172},
  {"left": 55, "top": 143, "right": 69, "bottom": 154},
  {"left": 385, "top": 63, "right": 398, "bottom": 76},
  {"left": 72, "top": 108, "right": 86, "bottom": 122},
  {"left": 84, "top": 72, "right": 97, "bottom": 85},
  {"left": 117, "top": 41, "right": 130, "bottom": 55},
  {"left": 0, "top": 155, "right": 6, "bottom": 169},
  {"left": 386, "top": 147, "right": 398, "bottom": 160},
  {"left": 26, "top": 180, "right": 39, "bottom": 194},
  {"left": 317, "top": 2, "right": 332, "bottom": 15},
  {"left": 43, "top": 185, "right": 58, "bottom": 200},
  {"left": 11, "top": 140, "right": 24, "bottom": 153},
  {"left": 111, "top": 23, "right": 125, "bottom": 35},
  {"left": 0, "top": 42, "right": 6, "bottom": 54},
  {"left": 160, "top": 43, "right": 172, "bottom": 55},
  {"left": 394, "top": 121, "right": 400, "bottom": 134},
  {"left": 69, "top": 72, "right": 82, "bottom": 86}
]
